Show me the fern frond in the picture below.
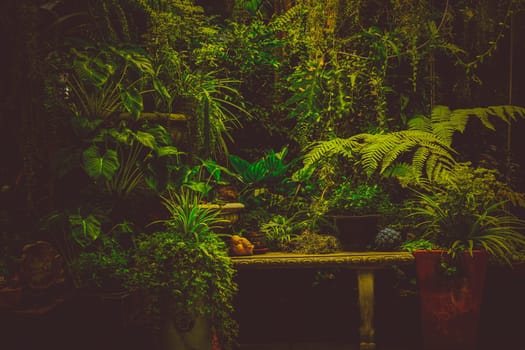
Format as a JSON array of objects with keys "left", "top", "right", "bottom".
[
  {"left": 302, "top": 135, "right": 366, "bottom": 167},
  {"left": 411, "top": 147, "right": 430, "bottom": 179},
  {"left": 269, "top": 3, "right": 307, "bottom": 32},
  {"left": 407, "top": 115, "right": 432, "bottom": 133}
]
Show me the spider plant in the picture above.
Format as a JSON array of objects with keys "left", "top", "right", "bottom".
[
  {"left": 410, "top": 188, "right": 525, "bottom": 266},
  {"left": 158, "top": 189, "right": 229, "bottom": 242}
]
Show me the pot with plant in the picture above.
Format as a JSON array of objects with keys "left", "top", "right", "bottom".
[
  {"left": 129, "top": 189, "right": 238, "bottom": 350},
  {"left": 327, "top": 179, "right": 393, "bottom": 251},
  {"left": 406, "top": 163, "right": 525, "bottom": 350},
  {"left": 181, "top": 158, "right": 245, "bottom": 232}
]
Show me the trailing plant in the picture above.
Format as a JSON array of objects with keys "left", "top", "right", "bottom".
[
  {"left": 136, "top": 1, "right": 251, "bottom": 158},
  {"left": 179, "top": 70, "right": 249, "bottom": 158},
  {"left": 130, "top": 189, "right": 238, "bottom": 349}
]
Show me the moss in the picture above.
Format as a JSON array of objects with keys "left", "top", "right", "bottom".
[{"left": 282, "top": 231, "right": 342, "bottom": 254}]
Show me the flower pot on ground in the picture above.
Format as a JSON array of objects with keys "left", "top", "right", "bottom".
[
  {"left": 0, "top": 285, "right": 23, "bottom": 310},
  {"left": 414, "top": 249, "right": 488, "bottom": 350},
  {"left": 406, "top": 163, "right": 525, "bottom": 350},
  {"left": 130, "top": 189, "right": 238, "bottom": 350},
  {"left": 0, "top": 248, "right": 21, "bottom": 310}
]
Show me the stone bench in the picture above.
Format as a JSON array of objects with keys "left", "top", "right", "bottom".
[{"left": 231, "top": 251, "right": 414, "bottom": 350}]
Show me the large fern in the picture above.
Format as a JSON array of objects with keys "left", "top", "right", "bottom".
[
  {"left": 269, "top": 3, "right": 307, "bottom": 32},
  {"left": 302, "top": 105, "right": 525, "bottom": 183},
  {"left": 408, "top": 105, "right": 525, "bottom": 146},
  {"left": 302, "top": 130, "right": 456, "bottom": 182}
]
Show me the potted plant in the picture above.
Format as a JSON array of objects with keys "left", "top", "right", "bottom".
[
  {"left": 180, "top": 158, "right": 246, "bottom": 233},
  {"left": 228, "top": 146, "right": 297, "bottom": 251},
  {"left": 406, "top": 163, "right": 525, "bottom": 350},
  {"left": 327, "top": 180, "right": 393, "bottom": 251},
  {"left": 129, "top": 189, "right": 238, "bottom": 350}
]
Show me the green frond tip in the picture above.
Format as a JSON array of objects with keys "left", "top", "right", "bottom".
[
  {"left": 302, "top": 135, "right": 368, "bottom": 167},
  {"left": 359, "top": 130, "right": 456, "bottom": 180},
  {"left": 409, "top": 105, "right": 525, "bottom": 147},
  {"left": 301, "top": 129, "right": 456, "bottom": 182}
]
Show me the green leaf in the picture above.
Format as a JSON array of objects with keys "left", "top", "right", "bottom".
[
  {"left": 69, "top": 213, "right": 102, "bottom": 247},
  {"left": 183, "top": 181, "right": 213, "bottom": 196},
  {"left": 134, "top": 130, "right": 157, "bottom": 149},
  {"left": 153, "top": 77, "right": 171, "bottom": 100},
  {"left": 121, "top": 88, "right": 143, "bottom": 118},
  {"left": 157, "top": 146, "right": 182, "bottom": 157},
  {"left": 82, "top": 145, "right": 120, "bottom": 180}
]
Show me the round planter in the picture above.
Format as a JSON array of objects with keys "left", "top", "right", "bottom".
[{"left": 198, "top": 202, "right": 245, "bottom": 226}]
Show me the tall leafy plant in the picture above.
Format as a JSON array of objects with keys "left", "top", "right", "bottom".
[
  {"left": 179, "top": 70, "right": 249, "bottom": 158},
  {"left": 131, "top": 189, "right": 238, "bottom": 349},
  {"left": 66, "top": 44, "right": 168, "bottom": 119}
]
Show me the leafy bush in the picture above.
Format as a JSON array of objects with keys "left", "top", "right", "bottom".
[
  {"left": 71, "top": 236, "right": 131, "bottom": 290},
  {"left": 408, "top": 163, "right": 525, "bottom": 264},
  {"left": 130, "top": 189, "right": 238, "bottom": 349},
  {"left": 329, "top": 181, "right": 393, "bottom": 215}
]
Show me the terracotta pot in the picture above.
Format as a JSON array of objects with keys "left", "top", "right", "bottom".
[
  {"left": 414, "top": 249, "right": 488, "bottom": 350},
  {"left": 0, "top": 286, "right": 23, "bottom": 309},
  {"left": 332, "top": 214, "right": 379, "bottom": 251}
]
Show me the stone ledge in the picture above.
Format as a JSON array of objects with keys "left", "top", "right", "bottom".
[{"left": 231, "top": 251, "right": 414, "bottom": 270}]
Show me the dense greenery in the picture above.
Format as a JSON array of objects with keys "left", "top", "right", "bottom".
[
  {"left": 1, "top": 0, "right": 525, "bottom": 347},
  {"left": 131, "top": 189, "right": 238, "bottom": 349},
  {"left": 407, "top": 163, "right": 525, "bottom": 264}
]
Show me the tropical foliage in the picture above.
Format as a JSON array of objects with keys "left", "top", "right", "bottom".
[
  {"left": 408, "top": 163, "right": 525, "bottom": 264},
  {"left": 2, "top": 1, "right": 525, "bottom": 347},
  {"left": 301, "top": 105, "right": 525, "bottom": 184},
  {"left": 130, "top": 189, "right": 238, "bottom": 349}
]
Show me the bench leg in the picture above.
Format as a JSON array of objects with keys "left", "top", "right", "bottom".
[{"left": 357, "top": 269, "right": 376, "bottom": 350}]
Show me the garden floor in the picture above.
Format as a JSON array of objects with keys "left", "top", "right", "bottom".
[
  {"left": 1, "top": 264, "right": 524, "bottom": 350},
  {"left": 239, "top": 342, "right": 407, "bottom": 350}
]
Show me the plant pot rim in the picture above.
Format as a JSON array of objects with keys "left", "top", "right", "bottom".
[
  {"left": 197, "top": 202, "right": 245, "bottom": 210},
  {"left": 329, "top": 213, "right": 381, "bottom": 219},
  {"left": 412, "top": 249, "right": 488, "bottom": 255}
]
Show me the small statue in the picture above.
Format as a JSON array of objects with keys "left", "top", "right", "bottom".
[{"left": 230, "top": 235, "right": 254, "bottom": 256}]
